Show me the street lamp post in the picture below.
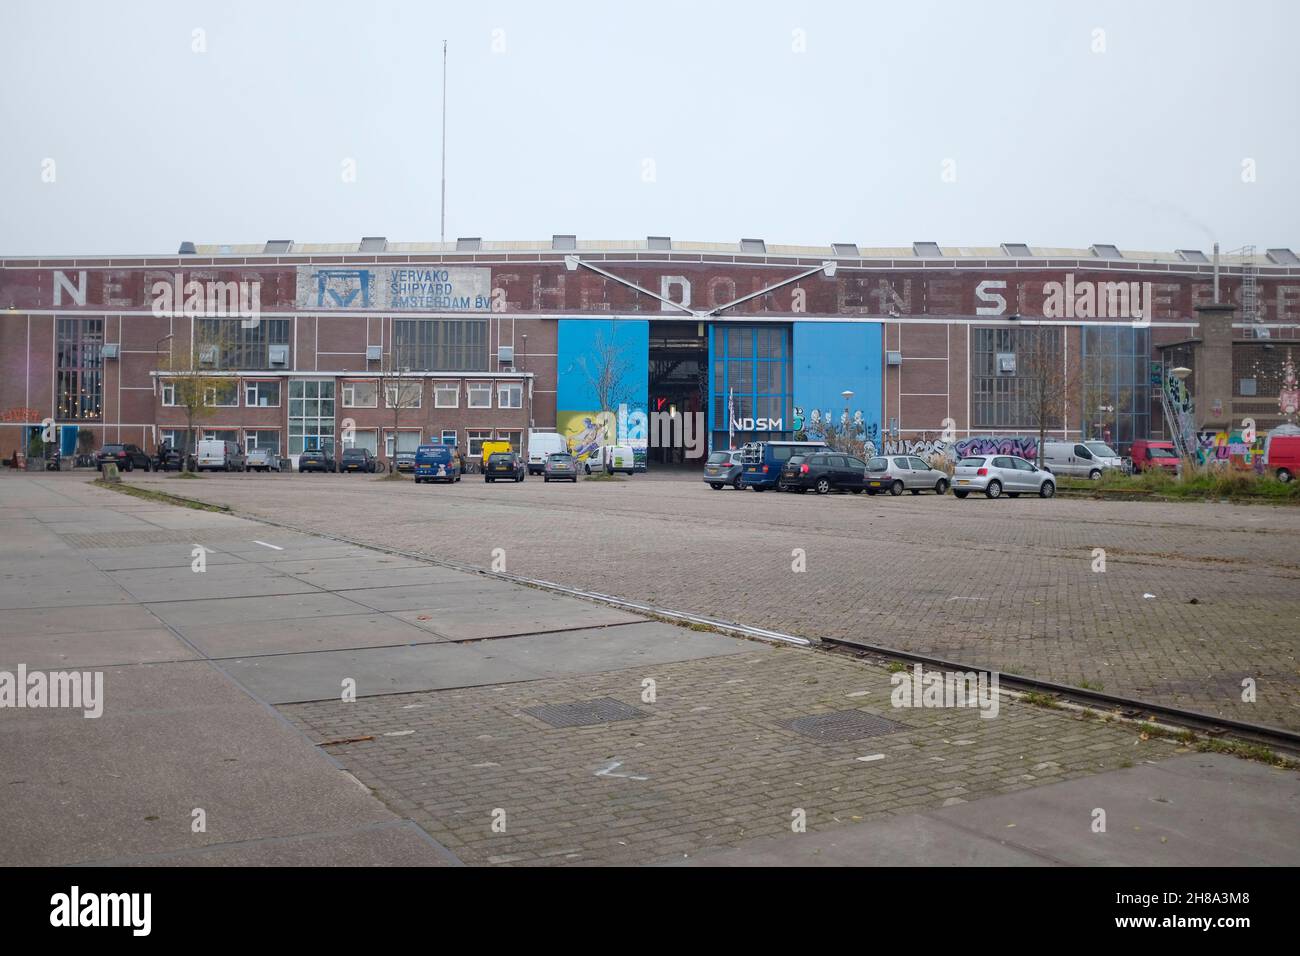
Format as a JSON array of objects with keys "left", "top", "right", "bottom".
[{"left": 841, "top": 389, "right": 854, "bottom": 452}]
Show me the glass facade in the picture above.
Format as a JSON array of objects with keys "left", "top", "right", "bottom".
[
  {"left": 393, "top": 319, "right": 489, "bottom": 371},
  {"left": 710, "top": 325, "right": 792, "bottom": 445},
  {"left": 1080, "top": 326, "right": 1150, "bottom": 452},
  {"left": 288, "top": 379, "right": 336, "bottom": 455},
  {"left": 56, "top": 317, "right": 104, "bottom": 420},
  {"left": 972, "top": 327, "right": 1064, "bottom": 429},
  {"left": 194, "top": 318, "right": 290, "bottom": 369}
]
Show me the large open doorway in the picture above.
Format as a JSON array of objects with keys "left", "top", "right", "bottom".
[{"left": 647, "top": 320, "right": 708, "bottom": 467}]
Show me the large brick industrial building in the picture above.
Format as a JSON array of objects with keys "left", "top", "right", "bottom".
[{"left": 2, "top": 237, "right": 1298, "bottom": 467}]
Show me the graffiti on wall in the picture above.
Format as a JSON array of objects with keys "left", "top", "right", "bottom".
[
  {"left": 875, "top": 435, "right": 1041, "bottom": 462},
  {"left": 1195, "top": 430, "right": 1264, "bottom": 471}
]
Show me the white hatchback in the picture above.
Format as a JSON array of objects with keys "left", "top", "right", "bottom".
[{"left": 952, "top": 455, "right": 1055, "bottom": 499}]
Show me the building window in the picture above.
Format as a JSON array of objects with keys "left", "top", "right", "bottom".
[
  {"left": 345, "top": 428, "right": 379, "bottom": 454},
  {"left": 467, "top": 382, "right": 492, "bottom": 408},
  {"left": 497, "top": 429, "right": 523, "bottom": 450},
  {"left": 384, "top": 430, "right": 421, "bottom": 458},
  {"left": 385, "top": 380, "right": 422, "bottom": 408},
  {"left": 497, "top": 383, "right": 523, "bottom": 409},
  {"left": 204, "top": 382, "right": 239, "bottom": 407},
  {"left": 441, "top": 429, "right": 458, "bottom": 447},
  {"left": 342, "top": 380, "right": 378, "bottom": 407},
  {"left": 244, "top": 430, "right": 281, "bottom": 453},
  {"left": 972, "top": 327, "right": 1066, "bottom": 430},
  {"left": 467, "top": 429, "right": 493, "bottom": 457},
  {"left": 1080, "top": 326, "right": 1151, "bottom": 453},
  {"left": 393, "top": 318, "right": 489, "bottom": 371},
  {"left": 204, "top": 429, "right": 239, "bottom": 444},
  {"left": 194, "top": 318, "right": 291, "bottom": 369},
  {"left": 244, "top": 380, "right": 280, "bottom": 408},
  {"left": 159, "top": 429, "right": 180, "bottom": 448},
  {"left": 710, "top": 325, "right": 791, "bottom": 444},
  {"left": 56, "top": 317, "right": 104, "bottom": 421},
  {"left": 288, "top": 379, "right": 335, "bottom": 455},
  {"left": 434, "top": 382, "right": 460, "bottom": 408},
  {"left": 161, "top": 382, "right": 176, "bottom": 406}
]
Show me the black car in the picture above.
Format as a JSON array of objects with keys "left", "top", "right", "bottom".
[
  {"left": 484, "top": 452, "right": 526, "bottom": 482},
  {"left": 153, "top": 445, "right": 193, "bottom": 472},
  {"left": 96, "top": 443, "right": 152, "bottom": 472},
  {"left": 298, "top": 449, "right": 335, "bottom": 473},
  {"left": 778, "top": 452, "right": 868, "bottom": 494},
  {"left": 339, "top": 448, "right": 377, "bottom": 473}
]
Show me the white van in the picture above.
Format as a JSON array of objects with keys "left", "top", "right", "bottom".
[
  {"left": 1041, "top": 441, "right": 1113, "bottom": 480},
  {"left": 196, "top": 439, "right": 247, "bottom": 472},
  {"left": 583, "top": 444, "right": 636, "bottom": 476},
  {"left": 526, "top": 432, "right": 569, "bottom": 475}
]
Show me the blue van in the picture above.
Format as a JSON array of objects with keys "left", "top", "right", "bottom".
[
  {"left": 740, "top": 440, "right": 829, "bottom": 491},
  {"left": 414, "top": 444, "right": 462, "bottom": 484}
]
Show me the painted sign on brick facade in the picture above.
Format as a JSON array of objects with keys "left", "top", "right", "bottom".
[{"left": 295, "top": 266, "right": 492, "bottom": 311}]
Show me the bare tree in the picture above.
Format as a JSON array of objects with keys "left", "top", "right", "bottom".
[
  {"left": 158, "top": 321, "right": 238, "bottom": 473},
  {"left": 578, "top": 330, "right": 635, "bottom": 416},
  {"left": 1015, "top": 326, "right": 1077, "bottom": 465},
  {"left": 378, "top": 337, "right": 421, "bottom": 473}
]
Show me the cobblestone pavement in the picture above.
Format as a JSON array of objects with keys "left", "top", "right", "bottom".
[
  {"left": 124, "top": 470, "right": 1300, "bottom": 730},
  {"left": 284, "top": 646, "right": 1185, "bottom": 866}
]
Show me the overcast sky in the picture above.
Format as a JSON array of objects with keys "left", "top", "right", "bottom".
[{"left": 2, "top": 0, "right": 1296, "bottom": 256}]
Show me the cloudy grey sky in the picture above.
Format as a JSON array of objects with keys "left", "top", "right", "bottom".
[{"left": 2, "top": 0, "right": 1296, "bottom": 256}]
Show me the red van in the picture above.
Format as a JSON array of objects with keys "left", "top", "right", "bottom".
[
  {"left": 1130, "top": 439, "right": 1180, "bottom": 473},
  {"left": 1264, "top": 434, "right": 1300, "bottom": 482}
]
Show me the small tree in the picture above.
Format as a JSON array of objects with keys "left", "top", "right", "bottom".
[
  {"left": 1016, "top": 326, "right": 1076, "bottom": 465},
  {"left": 159, "top": 321, "right": 238, "bottom": 473},
  {"left": 378, "top": 337, "right": 421, "bottom": 472}
]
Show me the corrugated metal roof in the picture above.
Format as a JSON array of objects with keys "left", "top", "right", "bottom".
[{"left": 181, "top": 239, "right": 1290, "bottom": 265}]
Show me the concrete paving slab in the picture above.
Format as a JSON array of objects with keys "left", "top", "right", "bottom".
[
  {"left": 392, "top": 598, "right": 648, "bottom": 640},
  {"left": 674, "top": 754, "right": 1300, "bottom": 867},
  {"left": 82, "top": 546, "right": 250, "bottom": 571},
  {"left": 0, "top": 660, "right": 413, "bottom": 866},
  {"left": 483, "top": 621, "right": 764, "bottom": 676},
  {"left": 0, "top": 627, "right": 199, "bottom": 669},
  {"left": 216, "top": 535, "right": 363, "bottom": 556},
  {"left": 340, "top": 579, "right": 531, "bottom": 612},
  {"left": 261, "top": 553, "right": 432, "bottom": 575},
  {"left": 144, "top": 591, "right": 371, "bottom": 628},
  {"left": 215, "top": 641, "right": 547, "bottom": 704},
  {"left": 115, "top": 821, "right": 455, "bottom": 866},
  {"left": 285, "top": 564, "right": 487, "bottom": 592},
  {"left": 0, "top": 581, "right": 135, "bottom": 610},
  {"left": 0, "top": 603, "right": 164, "bottom": 637},
  {"left": 180, "top": 612, "right": 449, "bottom": 659},
  {"left": 108, "top": 564, "right": 322, "bottom": 603}
]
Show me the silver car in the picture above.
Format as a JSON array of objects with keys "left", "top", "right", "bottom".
[
  {"left": 865, "top": 456, "right": 950, "bottom": 496},
  {"left": 246, "top": 448, "right": 281, "bottom": 472},
  {"left": 703, "top": 449, "right": 744, "bottom": 490},
  {"left": 952, "top": 454, "right": 1055, "bottom": 499}
]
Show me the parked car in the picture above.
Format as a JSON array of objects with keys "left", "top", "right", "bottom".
[
  {"left": 246, "top": 448, "right": 282, "bottom": 472},
  {"left": 543, "top": 452, "right": 579, "bottom": 482},
  {"left": 527, "top": 432, "right": 569, "bottom": 475},
  {"left": 196, "top": 439, "right": 246, "bottom": 472},
  {"left": 583, "top": 444, "right": 636, "bottom": 476},
  {"left": 1041, "top": 441, "right": 1115, "bottom": 480},
  {"left": 153, "top": 445, "right": 192, "bottom": 472},
  {"left": 779, "top": 452, "right": 869, "bottom": 494},
  {"left": 339, "top": 448, "right": 377, "bottom": 473},
  {"left": 96, "top": 443, "right": 152, "bottom": 472},
  {"left": 298, "top": 448, "right": 335, "bottom": 473},
  {"left": 414, "top": 444, "right": 461, "bottom": 483},
  {"left": 480, "top": 440, "right": 512, "bottom": 467},
  {"left": 740, "top": 440, "right": 829, "bottom": 491},
  {"left": 1129, "top": 439, "right": 1180, "bottom": 474},
  {"left": 1082, "top": 441, "right": 1125, "bottom": 473},
  {"left": 703, "top": 449, "right": 744, "bottom": 490},
  {"left": 394, "top": 451, "right": 416, "bottom": 473},
  {"left": 1263, "top": 431, "right": 1300, "bottom": 482},
  {"left": 484, "top": 451, "right": 526, "bottom": 482},
  {"left": 864, "top": 456, "right": 950, "bottom": 496},
  {"left": 952, "top": 454, "right": 1055, "bottom": 499}
]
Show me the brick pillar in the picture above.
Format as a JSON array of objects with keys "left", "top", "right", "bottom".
[{"left": 1194, "top": 303, "right": 1235, "bottom": 431}]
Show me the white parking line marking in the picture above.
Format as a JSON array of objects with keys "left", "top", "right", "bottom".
[
  {"left": 253, "top": 541, "right": 284, "bottom": 550},
  {"left": 856, "top": 754, "right": 886, "bottom": 763}
]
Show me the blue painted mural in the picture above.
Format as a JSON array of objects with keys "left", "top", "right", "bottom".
[
  {"left": 556, "top": 319, "right": 649, "bottom": 455},
  {"left": 791, "top": 322, "right": 883, "bottom": 450}
]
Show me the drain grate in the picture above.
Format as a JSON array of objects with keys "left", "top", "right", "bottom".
[
  {"left": 524, "top": 697, "right": 647, "bottom": 728},
  {"left": 784, "top": 709, "right": 908, "bottom": 742}
]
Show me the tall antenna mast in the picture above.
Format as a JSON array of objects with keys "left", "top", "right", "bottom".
[{"left": 440, "top": 39, "right": 448, "bottom": 244}]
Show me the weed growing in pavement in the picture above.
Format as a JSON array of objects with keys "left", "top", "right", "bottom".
[
  {"left": 93, "top": 480, "right": 229, "bottom": 513},
  {"left": 1021, "top": 691, "right": 1061, "bottom": 709}
]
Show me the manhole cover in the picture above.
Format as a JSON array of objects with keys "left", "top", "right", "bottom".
[
  {"left": 784, "top": 709, "right": 908, "bottom": 742},
  {"left": 524, "top": 698, "right": 647, "bottom": 728}
]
